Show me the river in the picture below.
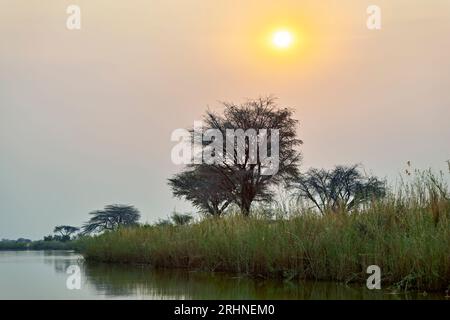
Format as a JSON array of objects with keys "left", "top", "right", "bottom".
[{"left": 0, "top": 251, "right": 444, "bottom": 300}]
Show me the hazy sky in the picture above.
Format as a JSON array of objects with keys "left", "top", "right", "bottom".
[{"left": 1, "top": 0, "right": 449, "bottom": 239}]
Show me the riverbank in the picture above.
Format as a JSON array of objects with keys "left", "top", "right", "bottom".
[
  {"left": 0, "top": 240, "right": 76, "bottom": 251},
  {"left": 79, "top": 188, "right": 450, "bottom": 292}
]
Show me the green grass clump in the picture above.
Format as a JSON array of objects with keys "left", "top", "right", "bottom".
[{"left": 79, "top": 173, "right": 450, "bottom": 292}]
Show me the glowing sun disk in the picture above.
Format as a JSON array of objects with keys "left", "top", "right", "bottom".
[{"left": 272, "top": 30, "right": 294, "bottom": 49}]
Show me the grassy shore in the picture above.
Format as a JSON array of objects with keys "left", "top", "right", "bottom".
[
  {"left": 79, "top": 174, "right": 450, "bottom": 292},
  {"left": 0, "top": 240, "right": 76, "bottom": 251}
]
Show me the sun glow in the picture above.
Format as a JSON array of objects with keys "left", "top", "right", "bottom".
[{"left": 272, "top": 30, "right": 294, "bottom": 49}]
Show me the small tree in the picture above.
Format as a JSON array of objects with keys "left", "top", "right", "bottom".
[
  {"left": 170, "top": 212, "right": 193, "bottom": 226},
  {"left": 292, "top": 165, "right": 386, "bottom": 214},
  {"left": 169, "top": 164, "right": 234, "bottom": 216},
  {"left": 53, "top": 225, "right": 79, "bottom": 241},
  {"left": 82, "top": 204, "right": 140, "bottom": 234}
]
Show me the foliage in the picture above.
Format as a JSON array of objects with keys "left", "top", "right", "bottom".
[
  {"left": 0, "top": 239, "right": 76, "bottom": 251},
  {"left": 54, "top": 225, "right": 79, "bottom": 236},
  {"left": 169, "top": 164, "right": 234, "bottom": 216},
  {"left": 154, "top": 219, "right": 172, "bottom": 227},
  {"left": 82, "top": 204, "right": 141, "bottom": 235},
  {"left": 171, "top": 97, "right": 302, "bottom": 216},
  {"left": 292, "top": 165, "right": 386, "bottom": 214},
  {"left": 0, "top": 239, "right": 29, "bottom": 250},
  {"left": 53, "top": 225, "right": 80, "bottom": 241},
  {"left": 80, "top": 172, "right": 450, "bottom": 292},
  {"left": 170, "top": 212, "right": 193, "bottom": 226}
]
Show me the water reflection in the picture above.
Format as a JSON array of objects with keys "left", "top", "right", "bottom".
[
  {"left": 81, "top": 261, "right": 440, "bottom": 300},
  {"left": 42, "top": 250, "right": 82, "bottom": 274},
  {"left": 0, "top": 251, "right": 444, "bottom": 300}
]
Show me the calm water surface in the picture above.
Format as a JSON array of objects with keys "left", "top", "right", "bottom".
[{"left": 0, "top": 251, "right": 445, "bottom": 300}]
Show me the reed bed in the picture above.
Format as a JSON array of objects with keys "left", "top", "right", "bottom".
[{"left": 79, "top": 172, "right": 450, "bottom": 292}]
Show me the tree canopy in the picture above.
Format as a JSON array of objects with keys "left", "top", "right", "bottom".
[
  {"left": 53, "top": 225, "right": 79, "bottom": 237},
  {"left": 170, "top": 97, "right": 302, "bottom": 216},
  {"left": 82, "top": 204, "right": 141, "bottom": 234},
  {"left": 168, "top": 164, "right": 234, "bottom": 216},
  {"left": 292, "top": 165, "right": 386, "bottom": 214}
]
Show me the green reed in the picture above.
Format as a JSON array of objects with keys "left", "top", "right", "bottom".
[{"left": 78, "top": 171, "right": 450, "bottom": 292}]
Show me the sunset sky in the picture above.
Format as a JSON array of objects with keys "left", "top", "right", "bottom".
[{"left": 1, "top": 0, "right": 449, "bottom": 239}]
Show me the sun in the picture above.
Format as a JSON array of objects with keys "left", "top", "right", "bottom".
[{"left": 272, "top": 30, "right": 294, "bottom": 49}]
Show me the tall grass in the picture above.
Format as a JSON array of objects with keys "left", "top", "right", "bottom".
[{"left": 79, "top": 171, "right": 450, "bottom": 292}]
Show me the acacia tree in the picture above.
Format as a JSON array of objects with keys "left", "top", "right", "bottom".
[
  {"left": 54, "top": 225, "right": 79, "bottom": 237},
  {"left": 292, "top": 165, "right": 386, "bottom": 214},
  {"left": 185, "top": 97, "right": 303, "bottom": 216},
  {"left": 82, "top": 204, "right": 140, "bottom": 234},
  {"left": 168, "top": 164, "right": 234, "bottom": 216},
  {"left": 53, "top": 225, "right": 79, "bottom": 241}
]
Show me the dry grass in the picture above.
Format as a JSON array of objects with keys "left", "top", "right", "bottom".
[{"left": 78, "top": 171, "right": 450, "bottom": 292}]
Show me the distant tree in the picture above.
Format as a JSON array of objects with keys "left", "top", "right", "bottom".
[
  {"left": 178, "top": 97, "right": 302, "bottom": 216},
  {"left": 170, "top": 212, "right": 193, "bottom": 226},
  {"left": 154, "top": 219, "right": 172, "bottom": 227},
  {"left": 43, "top": 235, "right": 54, "bottom": 242},
  {"left": 53, "top": 226, "right": 79, "bottom": 241},
  {"left": 169, "top": 164, "right": 234, "bottom": 216},
  {"left": 292, "top": 165, "right": 386, "bottom": 214},
  {"left": 16, "top": 238, "right": 32, "bottom": 243},
  {"left": 82, "top": 204, "right": 141, "bottom": 235}
]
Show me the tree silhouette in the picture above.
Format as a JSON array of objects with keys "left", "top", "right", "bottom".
[
  {"left": 168, "top": 164, "right": 234, "bottom": 216},
  {"left": 292, "top": 165, "right": 386, "bottom": 214},
  {"left": 193, "top": 97, "right": 303, "bottom": 216},
  {"left": 53, "top": 225, "right": 79, "bottom": 241},
  {"left": 82, "top": 204, "right": 140, "bottom": 234},
  {"left": 54, "top": 225, "right": 79, "bottom": 237}
]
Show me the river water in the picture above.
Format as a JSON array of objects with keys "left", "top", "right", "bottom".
[{"left": 0, "top": 251, "right": 445, "bottom": 300}]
